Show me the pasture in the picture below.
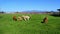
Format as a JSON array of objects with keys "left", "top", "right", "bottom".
[{"left": 0, "top": 14, "right": 60, "bottom": 34}]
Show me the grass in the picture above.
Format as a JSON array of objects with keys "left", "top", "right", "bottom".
[{"left": 0, "top": 14, "right": 60, "bottom": 34}]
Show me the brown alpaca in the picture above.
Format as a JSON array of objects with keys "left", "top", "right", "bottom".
[
  {"left": 13, "top": 16, "right": 17, "bottom": 21},
  {"left": 42, "top": 17, "right": 48, "bottom": 23}
]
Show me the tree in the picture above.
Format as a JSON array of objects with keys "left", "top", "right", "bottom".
[
  {"left": 57, "top": 9, "right": 60, "bottom": 11},
  {"left": 57, "top": 9, "right": 60, "bottom": 15},
  {"left": 0, "top": 11, "right": 5, "bottom": 14}
]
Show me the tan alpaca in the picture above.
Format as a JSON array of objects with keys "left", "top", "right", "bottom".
[
  {"left": 42, "top": 16, "right": 48, "bottom": 23},
  {"left": 43, "top": 16, "right": 48, "bottom": 23},
  {"left": 17, "top": 16, "right": 23, "bottom": 21}
]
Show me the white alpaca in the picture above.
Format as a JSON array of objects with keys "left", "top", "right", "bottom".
[{"left": 22, "top": 15, "right": 30, "bottom": 21}]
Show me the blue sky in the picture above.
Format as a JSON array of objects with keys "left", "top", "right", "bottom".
[{"left": 0, "top": 0, "right": 60, "bottom": 12}]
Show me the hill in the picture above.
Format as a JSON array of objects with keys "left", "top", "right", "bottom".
[{"left": 0, "top": 14, "right": 60, "bottom": 34}]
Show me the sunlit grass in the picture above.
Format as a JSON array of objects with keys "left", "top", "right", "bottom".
[{"left": 0, "top": 14, "right": 60, "bottom": 34}]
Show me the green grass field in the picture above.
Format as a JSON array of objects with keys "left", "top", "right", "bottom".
[{"left": 0, "top": 14, "right": 60, "bottom": 34}]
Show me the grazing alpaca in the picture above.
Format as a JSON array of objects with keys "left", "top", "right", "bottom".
[
  {"left": 13, "top": 16, "right": 17, "bottom": 21},
  {"left": 22, "top": 15, "right": 30, "bottom": 21},
  {"left": 41, "top": 16, "right": 48, "bottom": 23},
  {"left": 17, "top": 16, "right": 22, "bottom": 21}
]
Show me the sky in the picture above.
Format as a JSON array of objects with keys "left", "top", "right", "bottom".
[{"left": 0, "top": 0, "right": 60, "bottom": 12}]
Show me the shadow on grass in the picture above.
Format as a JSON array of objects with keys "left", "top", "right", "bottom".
[
  {"left": 41, "top": 21, "right": 44, "bottom": 23},
  {"left": 50, "top": 14, "right": 60, "bottom": 17}
]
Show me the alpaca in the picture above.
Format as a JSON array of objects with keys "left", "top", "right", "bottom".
[
  {"left": 17, "top": 16, "right": 22, "bottom": 21},
  {"left": 22, "top": 15, "right": 30, "bottom": 21},
  {"left": 13, "top": 16, "right": 17, "bottom": 21},
  {"left": 41, "top": 16, "right": 48, "bottom": 23}
]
